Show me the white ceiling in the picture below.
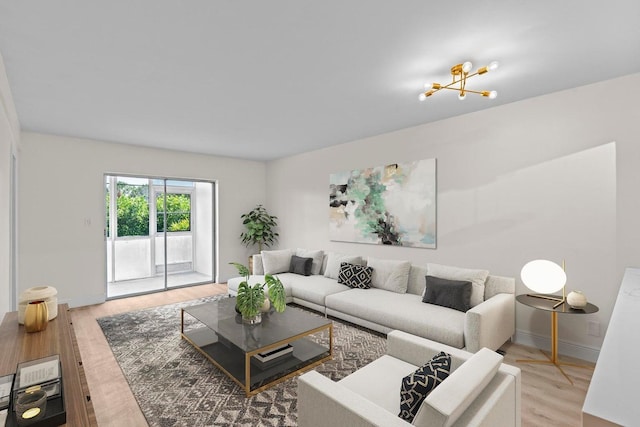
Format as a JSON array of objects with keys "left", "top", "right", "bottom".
[{"left": 0, "top": 1, "right": 639, "bottom": 161}]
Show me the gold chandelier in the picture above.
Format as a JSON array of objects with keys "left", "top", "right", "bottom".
[{"left": 419, "top": 61, "right": 499, "bottom": 101}]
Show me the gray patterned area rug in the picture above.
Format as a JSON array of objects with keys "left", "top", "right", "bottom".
[{"left": 97, "top": 295, "right": 386, "bottom": 427}]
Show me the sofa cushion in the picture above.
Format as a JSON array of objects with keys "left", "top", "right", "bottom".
[
  {"left": 252, "top": 254, "right": 264, "bottom": 275},
  {"left": 290, "top": 255, "right": 313, "bottom": 276},
  {"left": 287, "top": 275, "right": 351, "bottom": 307},
  {"left": 324, "top": 252, "right": 363, "bottom": 280},
  {"left": 325, "top": 289, "right": 466, "bottom": 348},
  {"left": 423, "top": 276, "right": 472, "bottom": 313},
  {"left": 338, "top": 262, "right": 373, "bottom": 289},
  {"left": 399, "top": 351, "right": 451, "bottom": 423},
  {"left": 295, "top": 248, "right": 324, "bottom": 275},
  {"left": 262, "top": 249, "right": 293, "bottom": 274},
  {"left": 407, "top": 265, "right": 428, "bottom": 296},
  {"left": 338, "top": 354, "right": 418, "bottom": 415},
  {"left": 367, "top": 257, "right": 411, "bottom": 294},
  {"left": 427, "top": 263, "right": 489, "bottom": 308},
  {"left": 414, "top": 348, "right": 503, "bottom": 427}
]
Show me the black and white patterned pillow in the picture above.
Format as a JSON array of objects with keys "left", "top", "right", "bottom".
[
  {"left": 337, "top": 262, "right": 373, "bottom": 289},
  {"left": 398, "top": 351, "right": 451, "bottom": 422}
]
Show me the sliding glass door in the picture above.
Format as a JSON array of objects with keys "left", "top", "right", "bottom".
[{"left": 105, "top": 175, "right": 215, "bottom": 298}]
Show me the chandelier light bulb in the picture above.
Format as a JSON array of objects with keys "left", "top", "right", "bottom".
[
  {"left": 418, "top": 93, "right": 427, "bottom": 101},
  {"left": 488, "top": 90, "right": 497, "bottom": 99},
  {"left": 424, "top": 83, "right": 433, "bottom": 90},
  {"left": 488, "top": 61, "right": 499, "bottom": 71},
  {"left": 458, "top": 93, "right": 466, "bottom": 100},
  {"left": 462, "top": 61, "right": 473, "bottom": 73}
]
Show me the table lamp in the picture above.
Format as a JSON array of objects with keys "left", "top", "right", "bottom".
[{"left": 521, "top": 259, "right": 567, "bottom": 308}]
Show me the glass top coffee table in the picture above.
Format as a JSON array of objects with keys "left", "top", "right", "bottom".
[{"left": 181, "top": 297, "right": 333, "bottom": 396}]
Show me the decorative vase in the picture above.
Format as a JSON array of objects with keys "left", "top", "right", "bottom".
[
  {"left": 567, "top": 291, "right": 587, "bottom": 309},
  {"left": 18, "top": 286, "right": 58, "bottom": 324},
  {"left": 24, "top": 301, "right": 49, "bottom": 333},
  {"left": 260, "top": 298, "right": 271, "bottom": 313},
  {"left": 242, "top": 312, "right": 262, "bottom": 325}
]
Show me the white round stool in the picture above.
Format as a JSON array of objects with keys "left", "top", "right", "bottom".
[{"left": 18, "top": 286, "right": 58, "bottom": 324}]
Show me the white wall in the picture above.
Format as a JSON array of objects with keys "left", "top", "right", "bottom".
[
  {"left": 194, "top": 181, "right": 213, "bottom": 276},
  {"left": 0, "top": 52, "right": 20, "bottom": 320},
  {"left": 266, "top": 73, "right": 640, "bottom": 361},
  {"left": 18, "top": 132, "right": 267, "bottom": 307}
]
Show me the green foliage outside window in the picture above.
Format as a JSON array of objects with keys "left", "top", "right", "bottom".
[
  {"left": 118, "top": 193, "right": 150, "bottom": 236},
  {"left": 105, "top": 183, "right": 191, "bottom": 237},
  {"left": 157, "top": 194, "right": 191, "bottom": 232}
]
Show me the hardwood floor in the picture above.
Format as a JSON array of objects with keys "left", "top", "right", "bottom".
[
  {"left": 71, "top": 283, "right": 228, "bottom": 427},
  {"left": 501, "top": 342, "right": 593, "bottom": 426},
  {"left": 71, "top": 285, "right": 593, "bottom": 426}
]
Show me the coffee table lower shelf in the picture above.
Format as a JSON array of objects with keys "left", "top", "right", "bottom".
[{"left": 182, "top": 324, "right": 332, "bottom": 397}]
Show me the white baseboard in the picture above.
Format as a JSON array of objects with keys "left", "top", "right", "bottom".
[
  {"left": 60, "top": 294, "right": 106, "bottom": 309},
  {"left": 513, "top": 329, "right": 600, "bottom": 363}
]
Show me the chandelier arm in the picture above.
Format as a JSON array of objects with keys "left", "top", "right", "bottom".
[
  {"left": 457, "top": 89, "right": 489, "bottom": 95},
  {"left": 435, "top": 87, "right": 493, "bottom": 95},
  {"left": 464, "top": 70, "right": 482, "bottom": 79},
  {"left": 437, "top": 86, "right": 469, "bottom": 92},
  {"left": 440, "top": 78, "right": 464, "bottom": 90}
]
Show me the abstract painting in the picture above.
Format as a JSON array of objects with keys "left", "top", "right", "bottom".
[{"left": 329, "top": 158, "right": 436, "bottom": 248}]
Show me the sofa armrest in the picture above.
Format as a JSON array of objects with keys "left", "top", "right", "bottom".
[
  {"left": 464, "top": 293, "right": 515, "bottom": 353},
  {"left": 297, "top": 371, "right": 409, "bottom": 427},
  {"left": 386, "top": 331, "right": 473, "bottom": 368},
  {"left": 415, "top": 348, "right": 503, "bottom": 427}
]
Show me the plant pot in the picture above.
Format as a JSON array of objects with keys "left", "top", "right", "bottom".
[
  {"left": 248, "top": 255, "right": 254, "bottom": 275},
  {"left": 242, "top": 312, "right": 262, "bottom": 325},
  {"left": 260, "top": 298, "right": 271, "bottom": 313}
]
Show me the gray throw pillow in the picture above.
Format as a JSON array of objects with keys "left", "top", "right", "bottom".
[
  {"left": 290, "top": 255, "right": 313, "bottom": 276},
  {"left": 423, "top": 275, "right": 472, "bottom": 312}
]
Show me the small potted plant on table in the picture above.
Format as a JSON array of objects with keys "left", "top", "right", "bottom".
[{"left": 231, "top": 262, "right": 286, "bottom": 324}]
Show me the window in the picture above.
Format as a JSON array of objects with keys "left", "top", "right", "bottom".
[{"left": 157, "top": 193, "right": 191, "bottom": 232}]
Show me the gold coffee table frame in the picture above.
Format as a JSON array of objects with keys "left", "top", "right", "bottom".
[
  {"left": 516, "top": 294, "right": 598, "bottom": 385},
  {"left": 181, "top": 299, "right": 333, "bottom": 397}
]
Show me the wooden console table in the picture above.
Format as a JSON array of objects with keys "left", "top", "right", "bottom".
[{"left": 0, "top": 304, "right": 97, "bottom": 426}]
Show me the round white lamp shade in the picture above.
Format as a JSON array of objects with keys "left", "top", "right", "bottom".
[{"left": 521, "top": 260, "right": 566, "bottom": 294}]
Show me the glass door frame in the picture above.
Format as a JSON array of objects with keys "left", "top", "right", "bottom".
[{"left": 104, "top": 173, "right": 217, "bottom": 299}]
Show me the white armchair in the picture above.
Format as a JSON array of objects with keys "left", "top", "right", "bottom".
[{"left": 298, "top": 331, "right": 521, "bottom": 427}]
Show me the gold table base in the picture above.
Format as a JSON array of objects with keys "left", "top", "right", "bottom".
[{"left": 517, "top": 311, "right": 593, "bottom": 385}]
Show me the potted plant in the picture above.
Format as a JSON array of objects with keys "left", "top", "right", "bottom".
[
  {"left": 230, "top": 262, "right": 286, "bottom": 324},
  {"left": 240, "top": 204, "right": 279, "bottom": 252}
]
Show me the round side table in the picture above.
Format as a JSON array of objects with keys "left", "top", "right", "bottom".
[{"left": 516, "top": 294, "right": 598, "bottom": 385}]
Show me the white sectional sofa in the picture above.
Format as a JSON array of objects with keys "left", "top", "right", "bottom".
[
  {"left": 227, "top": 250, "right": 515, "bottom": 353},
  {"left": 297, "top": 330, "right": 521, "bottom": 427}
]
